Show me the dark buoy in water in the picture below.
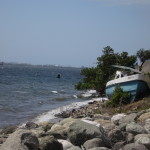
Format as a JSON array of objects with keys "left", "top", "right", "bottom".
[{"left": 57, "top": 73, "right": 61, "bottom": 78}]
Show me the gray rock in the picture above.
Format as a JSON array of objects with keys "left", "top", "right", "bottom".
[
  {"left": 95, "top": 119, "right": 115, "bottom": 133},
  {"left": 108, "top": 129, "right": 125, "bottom": 144},
  {"left": 25, "top": 122, "right": 38, "bottom": 129},
  {"left": 0, "top": 129, "right": 39, "bottom": 150},
  {"left": 68, "top": 146, "right": 82, "bottom": 150},
  {"left": 121, "top": 143, "right": 148, "bottom": 150},
  {"left": 58, "top": 139, "right": 73, "bottom": 150},
  {"left": 39, "top": 135, "right": 63, "bottom": 150},
  {"left": 111, "top": 114, "right": 126, "bottom": 125},
  {"left": 126, "top": 122, "right": 147, "bottom": 135},
  {"left": 58, "top": 118, "right": 77, "bottom": 126},
  {"left": 67, "top": 120, "right": 110, "bottom": 146},
  {"left": 119, "top": 113, "right": 138, "bottom": 125},
  {"left": 41, "top": 122, "right": 54, "bottom": 132},
  {"left": 134, "top": 134, "right": 150, "bottom": 149},
  {"left": 83, "top": 138, "right": 108, "bottom": 149},
  {"left": 48, "top": 124, "right": 68, "bottom": 139}
]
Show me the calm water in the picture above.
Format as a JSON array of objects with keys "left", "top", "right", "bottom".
[{"left": 0, "top": 64, "right": 83, "bottom": 128}]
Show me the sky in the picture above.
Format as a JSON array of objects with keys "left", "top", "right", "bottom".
[{"left": 0, "top": 0, "right": 150, "bottom": 67}]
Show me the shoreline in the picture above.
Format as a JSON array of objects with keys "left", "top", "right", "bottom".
[
  {"left": 0, "top": 97, "right": 150, "bottom": 150},
  {"left": 22, "top": 97, "right": 108, "bottom": 127}
]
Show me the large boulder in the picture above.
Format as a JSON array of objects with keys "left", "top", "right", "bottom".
[
  {"left": 126, "top": 122, "right": 147, "bottom": 135},
  {"left": 67, "top": 120, "right": 110, "bottom": 146},
  {"left": 134, "top": 134, "right": 150, "bottom": 149},
  {"left": 39, "top": 135, "right": 63, "bottom": 150},
  {"left": 121, "top": 143, "right": 148, "bottom": 150},
  {"left": 0, "top": 129, "right": 39, "bottom": 150}
]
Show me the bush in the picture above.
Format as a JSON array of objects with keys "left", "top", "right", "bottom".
[{"left": 106, "top": 85, "right": 131, "bottom": 107}]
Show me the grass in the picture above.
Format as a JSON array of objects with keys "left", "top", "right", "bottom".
[{"left": 100, "top": 96, "right": 150, "bottom": 115}]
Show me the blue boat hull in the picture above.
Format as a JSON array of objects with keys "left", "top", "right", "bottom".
[{"left": 106, "top": 80, "right": 150, "bottom": 101}]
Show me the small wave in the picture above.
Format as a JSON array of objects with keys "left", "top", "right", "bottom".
[
  {"left": 51, "top": 91, "right": 58, "bottom": 94},
  {"left": 73, "top": 95, "right": 78, "bottom": 98},
  {"left": 32, "top": 98, "right": 107, "bottom": 124},
  {"left": 13, "top": 91, "right": 29, "bottom": 94}
]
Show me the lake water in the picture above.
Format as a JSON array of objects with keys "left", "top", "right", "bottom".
[{"left": 0, "top": 63, "right": 85, "bottom": 128}]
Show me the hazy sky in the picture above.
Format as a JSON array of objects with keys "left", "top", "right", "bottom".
[{"left": 0, "top": 0, "right": 150, "bottom": 67}]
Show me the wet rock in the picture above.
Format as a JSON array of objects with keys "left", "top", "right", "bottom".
[
  {"left": 55, "top": 111, "right": 71, "bottom": 118},
  {"left": 25, "top": 122, "right": 38, "bottom": 129}
]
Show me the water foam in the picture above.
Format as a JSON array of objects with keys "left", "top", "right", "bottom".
[
  {"left": 33, "top": 97, "right": 108, "bottom": 124},
  {"left": 20, "top": 97, "right": 108, "bottom": 127}
]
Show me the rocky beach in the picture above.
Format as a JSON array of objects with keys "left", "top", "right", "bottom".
[{"left": 0, "top": 98, "right": 150, "bottom": 150}]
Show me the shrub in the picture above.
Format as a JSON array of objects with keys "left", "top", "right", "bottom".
[{"left": 106, "top": 85, "right": 131, "bottom": 107}]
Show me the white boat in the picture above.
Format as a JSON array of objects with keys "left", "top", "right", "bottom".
[{"left": 106, "top": 65, "right": 150, "bottom": 102}]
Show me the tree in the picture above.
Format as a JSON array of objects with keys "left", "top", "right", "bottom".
[
  {"left": 136, "top": 49, "right": 150, "bottom": 71},
  {"left": 75, "top": 46, "right": 137, "bottom": 92}
]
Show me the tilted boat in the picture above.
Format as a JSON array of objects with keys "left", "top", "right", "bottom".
[{"left": 106, "top": 65, "right": 150, "bottom": 102}]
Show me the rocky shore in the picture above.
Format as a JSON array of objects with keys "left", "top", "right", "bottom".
[{"left": 0, "top": 100, "right": 150, "bottom": 150}]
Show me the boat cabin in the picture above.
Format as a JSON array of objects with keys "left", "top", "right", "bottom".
[{"left": 115, "top": 71, "right": 130, "bottom": 79}]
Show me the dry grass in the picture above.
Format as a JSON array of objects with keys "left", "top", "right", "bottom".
[{"left": 100, "top": 96, "right": 150, "bottom": 116}]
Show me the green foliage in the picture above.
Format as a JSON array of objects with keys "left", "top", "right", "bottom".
[
  {"left": 136, "top": 49, "right": 150, "bottom": 71},
  {"left": 75, "top": 46, "right": 137, "bottom": 91},
  {"left": 106, "top": 85, "right": 131, "bottom": 107}
]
